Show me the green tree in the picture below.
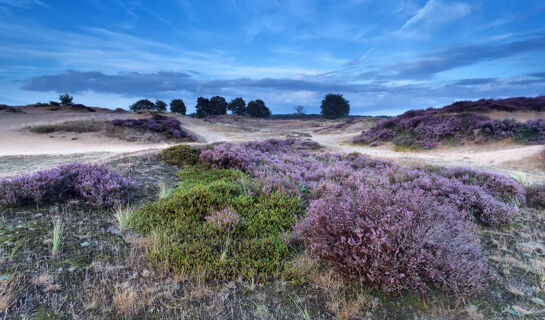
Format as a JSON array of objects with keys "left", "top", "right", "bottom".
[
  {"left": 59, "top": 92, "right": 73, "bottom": 106},
  {"left": 170, "top": 99, "right": 186, "bottom": 115},
  {"left": 227, "top": 97, "right": 247, "bottom": 115},
  {"left": 320, "top": 94, "right": 349, "bottom": 119},
  {"left": 294, "top": 105, "right": 305, "bottom": 116},
  {"left": 247, "top": 99, "right": 271, "bottom": 118}
]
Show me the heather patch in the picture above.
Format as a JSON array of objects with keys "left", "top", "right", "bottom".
[
  {"left": 112, "top": 114, "right": 196, "bottom": 140},
  {"left": 0, "top": 162, "right": 138, "bottom": 207},
  {"left": 200, "top": 139, "right": 522, "bottom": 227},
  {"left": 193, "top": 138, "right": 530, "bottom": 294},
  {"left": 131, "top": 166, "right": 305, "bottom": 282},
  {"left": 353, "top": 96, "right": 545, "bottom": 149},
  {"left": 525, "top": 184, "right": 545, "bottom": 209},
  {"left": 294, "top": 181, "right": 489, "bottom": 295}
]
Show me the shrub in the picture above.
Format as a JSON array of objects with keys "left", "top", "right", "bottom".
[
  {"left": 294, "top": 181, "right": 489, "bottom": 295},
  {"left": 247, "top": 99, "right": 271, "bottom": 118},
  {"left": 526, "top": 184, "right": 545, "bottom": 209},
  {"left": 161, "top": 144, "right": 202, "bottom": 167},
  {"left": 170, "top": 99, "right": 186, "bottom": 115},
  {"left": 321, "top": 94, "right": 350, "bottom": 119},
  {"left": 0, "top": 162, "right": 138, "bottom": 207},
  {"left": 111, "top": 115, "right": 194, "bottom": 140},
  {"left": 59, "top": 92, "right": 73, "bottom": 106},
  {"left": 131, "top": 166, "right": 305, "bottom": 282},
  {"left": 227, "top": 97, "right": 247, "bottom": 116}
]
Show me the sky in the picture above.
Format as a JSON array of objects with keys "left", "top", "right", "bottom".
[{"left": 0, "top": 0, "right": 544, "bottom": 115}]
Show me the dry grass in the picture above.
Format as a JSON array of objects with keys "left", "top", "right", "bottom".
[{"left": 0, "top": 275, "right": 23, "bottom": 312}]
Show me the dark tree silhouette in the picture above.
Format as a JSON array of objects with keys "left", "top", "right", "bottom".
[
  {"left": 129, "top": 99, "right": 156, "bottom": 112},
  {"left": 321, "top": 94, "right": 350, "bottom": 119},
  {"left": 170, "top": 99, "right": 186, "bottom": 115},
  {"left": 227, "top": 97, "right": 247, "bottom": 115},
  {"left": 59, "top": 92, "right": 73, "bottom": 106},
  {"left": 247, "top": 99, "right": 271, "bottom": 118},
  {"left": 155, "top": 99, "right": 167, "bottom": 112}
]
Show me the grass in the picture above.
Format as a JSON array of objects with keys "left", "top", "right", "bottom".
[
  {"left": 51, "top": 217, "right": 63, "bottom": 256},
  {"left": 113, "top": 204, "right": 135, "bottom": 234},
  {"left": 156, "top": 182, "right": 172, "bottom": 200}
]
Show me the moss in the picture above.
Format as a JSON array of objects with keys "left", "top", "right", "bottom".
[{"left": 131, "top": 166, "right": 306, "bottom": 282}]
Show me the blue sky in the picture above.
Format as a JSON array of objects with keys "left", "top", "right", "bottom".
[{"left": 0, "top": 0, "right": 544, "bottom": 115}]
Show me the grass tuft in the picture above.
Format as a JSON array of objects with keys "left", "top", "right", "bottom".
[{"left": 52, "top": 217, "right": 63, "bottom": 256}]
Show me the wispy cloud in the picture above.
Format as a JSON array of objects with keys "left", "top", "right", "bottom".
[{"left": 398, "top": 0, "right": 470, "bottom": 38}]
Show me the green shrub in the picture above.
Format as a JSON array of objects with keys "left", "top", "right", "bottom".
[
  {"left": 161, "top": 144, "right": 201, "bottom": 167},
  {"left": 131, "top": 166, "right": 305, "bottom": 282}
]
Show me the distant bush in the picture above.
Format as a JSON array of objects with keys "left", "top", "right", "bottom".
[
  {"left": 112, "top": 114, "right": 194, "bottom": 140},
  {"left": 131, "top": 166, "right": 305, "bottom": 282},
  {"left": 295, "top": 181, "right": 489, "bottom": 295},
  {"left": 0, "top": 162, "right": 138, "bottom": 207},
  {"left": 162, "top": 144, "right": 202, "bottom": 166},
  {"left": 321, "top": 94, "right": 350, "bottom": 119},
  {"left": 59, "top": 92, "right": 73, "bottom": 106},
  {"left": 170, "top": 99, "right": 186, "bottom": 115},
  {"left": 247, "top": 99, "right": 271, "bottom": 118},
  {"left": 227, "top": 97, "right": 247, "bottom": 116},
  {"left": 49, "top": 101, "right": 60, "bottom": 107}
]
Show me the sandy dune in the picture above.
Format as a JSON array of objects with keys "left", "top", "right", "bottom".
[{"left": 1, "top": 109, "right": 544, "bottom": 182}]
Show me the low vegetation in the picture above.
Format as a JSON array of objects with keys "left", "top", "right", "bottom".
[
  {"left": 112, "top": 113, "right": 195, "bottom": 140},
  {"left": 131, "top": 165, "right": 306, "bottom": 282},
  {"left": 0, "top": 162, "right": 138, "bottom": 207},
  {"left": 134, "top": 139, "right": 525, "bottom": 297},
  {"left": 353, "top": 96, "right": 545, "bottom": 149}
]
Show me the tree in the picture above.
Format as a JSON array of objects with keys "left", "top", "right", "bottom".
[
  {"left": 227, "top": 97, "right": 247, "bottom": 115},
  {"left": 321, "top": 94, "right": 350, "bottom": 119},
  {"left": 209, "top": 96, "right": 228, "bottom": 115},
  {"left": 294, "top": 105, "right": 305, "bottom": 116},
  {"left": 129, "top": 99, "right": 156, "bottom": 112},
  {"left": 155, "top": 99, "right": 167, "bottom": 112},
  {"left": 59, "top": 92, "right": 73, "bottom": 106},
  {"left": 170, "top": 99, "right": 186, "bottom": 115},
  {"left": 247, "top": 99, "right": 271, "bottom": 118},
  {"left": 195, "top": 97, "right": 210, "bottom": 118}
]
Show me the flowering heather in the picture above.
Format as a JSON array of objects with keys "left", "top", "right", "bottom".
[
  {"left": 441, "top": 96, "right": 545, "bottom": 113},
  {"left": 112, "top": 114, "right": 194, "bottom": 140},
  {"left": 0, "top": 162, "right": 138, "bottom": 207},
  {"left": 353, "top": 96, "right": 545, "bottom": 148},
  {"left": 200, "top": 138, "right": 522, "bottom": 227},
  {"left": 294, "top": 180, "right": 489, "bottom": 295},
  {"left": 205, "top": 205, "right": 240, "bottom": 232}
]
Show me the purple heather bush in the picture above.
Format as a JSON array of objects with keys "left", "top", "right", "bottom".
[
  {"left": 294, "top": 179, "right": 489, "bottom": 294},
  {"left": 205, "top": 205, "right": 240, "bottom": 232},
  {"left": 0, "top": 162, "right": 138, "bottom": 208},
  {"left": 111, "top": 114, "right": 194, "bottom": 140}
]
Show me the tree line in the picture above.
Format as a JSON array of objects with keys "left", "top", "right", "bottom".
[{"left": 54, "top": 92, "right": 351, "bottom": 119}]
